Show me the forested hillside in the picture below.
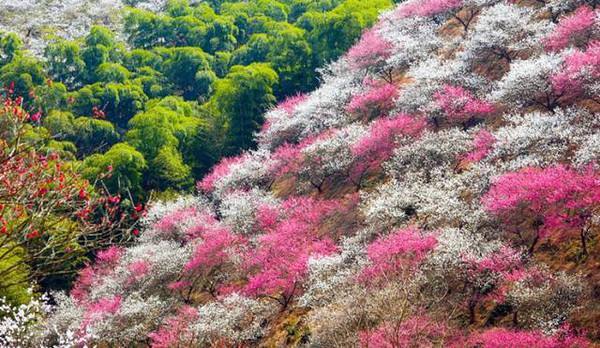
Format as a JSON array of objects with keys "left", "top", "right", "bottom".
[{"left": 2, "top": 0, "right": 600, "bottom": 346}]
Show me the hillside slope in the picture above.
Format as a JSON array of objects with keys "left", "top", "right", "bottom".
[{"left": 8, "top": 0, "right": 600, "bottom": 346}]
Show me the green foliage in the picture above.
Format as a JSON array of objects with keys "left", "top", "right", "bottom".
[
  {"left": 0, "top": 32, "right": 23, "bottom": 66},
  {"left": 0, "top": 0, "right": 393, "bottom": 199},
  {"left": 82, "top": 143, "right": 147, "bottom": 197},
  {"left": 211, "top": 63, "right": 278, "bottom": 152},
  {"left": 0, "top": 247, "right": 31, "bottom": 306}
]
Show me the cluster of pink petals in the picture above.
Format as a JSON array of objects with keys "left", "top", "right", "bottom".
[
  {"left": 464, "top": 129, "right": 496, "bottom": 163},
  {"left": 81, "top": 296, "right": 122, "bottom": 332},
  {"left": 545, "top": 6, "right": 598, "bottom": 52},
  {"left": 551, "top": 41, "right": 600, "bottom": 100},
  {"left": 482, "top": 165, "right": 600, "bottom": 235},
  {"left": 197, "top": 154, "right": 245, "bottom": 193},
  {"left": 277, "top": 93, "right": 308, "bottom": 114},
  {"left": 362, "top": 227, "right": 437, "bottom": 282},
  {"left": 434, "top": 85, "right": 495, "bottom": 123},
  {"left": 71, "top": 246, "right": 124, "bottom": 302},
  {"left": 269, "top": 130, "right": 334, "bottom": 177},
  {"left": 350, "top": 114, "right": 426, "bottom": 181},
  {"left": 184, "top": 227, "right": 241, "bottom": 274},
  {"left": 347, "top": 27, "right": 393, "bottom": 69},
  {"left": 395, "top": 0, "right": 462, "bottom": 19},
  {"left": 464, "top": 327, "right": 591, "bottom": 348},
  {"left": 127, "top": 260, "right": 151, "bottom": 284},
  {"left": 149, "top": 306, "right": 199, "bottom": 348},
  {"left": 244, "top": 197, "right": 339, "bottom": 301},
  {"left": 347, "top": 82, "right": 398, "bottom": 118}
]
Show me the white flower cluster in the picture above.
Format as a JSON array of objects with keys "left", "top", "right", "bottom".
[
  {"left": 460, "top": 3, "right": 552, "bottom": 65},
  {"left": 485, "top": 109, "right": 580, "bottom": 171},
  {"left": 386, "top": 128, "right": 473, "bottom": 179},
  {"left": 507, "top": 270, "right": 584, "bottom": 333},
  {"left": 258, "top": 61, "right": 362, "bottom": 150},
  {"left": 0, "top": 292, "right": 55, "bottom": 348},
  {"left": 379, "top": 15, "right": 443, "bottom": 72},
  {"left": 211, "top": 149, "right": 277, "bottom": 200},
  {"left": 297, "top": 124, "right": 366, "bottom": 192},
  {"left": 219, "top": 188, "right": 279, "bottom": 235},
  {"left": 190, "top": 293, "right": 276, "bottom": 345},
  {"left": 300, "top": 232, "right": 370, "bottom": 307},
  {"left": 492, "top": 53, "right": 563, "bottom": 109}
]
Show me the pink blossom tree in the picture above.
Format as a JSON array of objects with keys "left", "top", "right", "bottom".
[
  {"left": 464, "top": 129, "right": 496, "bottom": 163},
  {"left": 244, "top": 197, "right": 339, "bottom": 308},
  {"left": 361, "top": 227, "right": 437, "bottom": 284},
  {"left": 395, "top": 0, "right": 480, "bottom": 33},
  {"left": 545, "top": 6, "right": 598, "bottom": 52},
  {"left": 551, "top": 41, "right": 600, "bottom": 104},
  {"left": 482, "top": 165, "right": 600, "bottom": 255},
  {"left": 149, "top": 306, "right": 199, "bottom": 348},
  {"left": 434, "top": 85, "right": 495, "bottom": 128},
  {"left": 181, "top": 226, "right": 243, "bottom": 299},
  {"left": 347, "top": 81, "right": 398, "bottom": 120},
  {"left": 349, "top": 114, "right": 426, "bottom": 188},
  {"left": 71, "top": 246, "right": 123, "bottom": 302},
  {"left": 347, "top": 27, "right": 394, "bottom": 82},
  {"left": 463, "top": 327, "right": 590, "bottom": 348},
  {"left": 197, "top": 155, "right": 245, "bottom": 193}
]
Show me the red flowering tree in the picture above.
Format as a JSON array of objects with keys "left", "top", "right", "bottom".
[
  {"left": 0, "top": 94, "right": 139, "bottom": 295},
  {"left": 483, "top": 165, "right": 600, "bottom": 255}
]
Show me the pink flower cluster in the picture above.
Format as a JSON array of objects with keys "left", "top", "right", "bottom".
[
  {"left": 359, "top": 315, "right": 448, "bottom": 348},
  {"left": 350, "top": 114, "right": 426, "bottom": 183},
  {"left": 545, "top": 6, "right": 597, "bottom": 52},
  {"left": 464, "top": 129, "right": 496, "bottom": 163},
  {"left": 184, "top": 227, "right": 240, "bottom": 275},
  {"left": 347, "top": 27, "right": 393, "bottom": 69},
  {"left": 197, "top": 155, "right": 245, "bottom": 193},
  {"left": 465, "top": 327, "right": 591, "bottom": 348},
  {"left": 483, "top": 165, "right": 600, "bottom": 245},
  {"left": 244, "top": 197, "right": 339, "bottom": 305},
  {"left": 71, "top": 246, "right": 123, "bottom": 302},
  {"left": 149, "top": 306, "right": 199, "bottom": 348},
  {"left": 434, "top": 85, "right": 495, "bottom": 124},
  {"left": 347, "top": 82, "right": 398, "bottom": 119},
  {"left": 395, "top": 0, "right": 462, "bottom": 19},
  {"left": 551, "top": 41, "right": 600, "bottom": 101},
  {"left": 362, "top": 227, "right": 437, "bottom": 282}
]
